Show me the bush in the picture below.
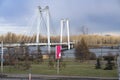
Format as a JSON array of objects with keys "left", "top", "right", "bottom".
[
  {"left": 74, "top": 38, "right": 90, "bottom": 62},
  {"left": 104, "top": 58, "right": 115, "bottom": 70},
  {"left": 14, "top": 62, "right": 31, "bottom": 70},
  {"left": 95, "top": 58, "right": 101, "bottom": 69},
  {"left": 48, "top": 60, "right": 54, "bottom": 68},
  {"left": 90, "top": 52, "right": 96, "bottom": 60}
]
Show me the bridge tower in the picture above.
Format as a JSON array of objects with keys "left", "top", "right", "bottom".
[
  {"left": 37, "top": 6, "right": 51, "bottom": 53},
  {"left": 60, "top": 19, "right": 70, "bottom": 49}
]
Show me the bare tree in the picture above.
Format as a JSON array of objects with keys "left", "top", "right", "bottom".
[
  {"left": 81, "top": 26, "right": 88, "bottom": 35},
  {"left": 74, "top": 38, "right": 90, "bottom": 62}
]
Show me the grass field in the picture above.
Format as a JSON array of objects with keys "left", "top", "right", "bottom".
[{"left": 2, "top": 60, "right": 118, "bottom": 77}]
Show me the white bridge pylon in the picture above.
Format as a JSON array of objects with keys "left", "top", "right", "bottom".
[
  {"left": 60, "top": 19, "right": 70, "bottom": 49},
  {"left": 36, "top": 6, "right": 51, "bottom": 53}
]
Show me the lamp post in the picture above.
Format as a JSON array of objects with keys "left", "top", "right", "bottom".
[
  {"left": 1, "top": 41, "right": 3, "bottom": 73},
  {"left": 101, "top": 33, "right": 103, "bottom": 61}
]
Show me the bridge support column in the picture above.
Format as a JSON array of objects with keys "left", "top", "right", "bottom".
[
  {"left": 37, "top": 6, "right": 51, "bottom": 54},
  {"left": 46, "top": 6, "right": 51, "bottom": 53},
  {"left": 66, "top": 19, "right": 70, "bottom": 49},
  {"left": 60, "top": 19, "right": 70, "bottom": 49}
]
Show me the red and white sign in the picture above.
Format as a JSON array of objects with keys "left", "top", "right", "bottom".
[{"left": 55, "top": 45, "right": 62, "bottom": 59}]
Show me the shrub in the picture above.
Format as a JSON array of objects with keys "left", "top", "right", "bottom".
[{"left": 95, "top": 58, "right": 101, "bottom": 69}]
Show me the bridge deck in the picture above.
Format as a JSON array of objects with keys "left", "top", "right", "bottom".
[{"left": 0, "top": 42, "right": 75, "bottom": 47}]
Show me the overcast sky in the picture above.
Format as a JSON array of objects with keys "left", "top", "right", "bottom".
[{"left": 0, "top": 0, "right": 120, "bottom": 35}]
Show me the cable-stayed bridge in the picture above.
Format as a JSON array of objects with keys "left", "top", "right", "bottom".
[
  {"left": 0, "top": 6, "right": 75, "bottom": 73},
  {"left": 0, "top": 6, "right": 75, "bottom": 50}
]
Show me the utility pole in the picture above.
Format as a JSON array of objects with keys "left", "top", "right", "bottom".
[
  {"left": 117, "top": 56, "right": 120, "bottom": 80},
  {"left": 101, "top": 33, "right": 103, "bottom": 61},
  {"left": 1, "top": 41, "right": 3, "bottom": 73}
]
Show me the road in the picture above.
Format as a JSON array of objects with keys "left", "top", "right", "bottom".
[{"left": 0, "top": 74, "right": 118, "bottom": 80}]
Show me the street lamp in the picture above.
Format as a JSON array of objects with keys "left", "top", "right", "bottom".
[{"left": 1, "top": 41, "right": 3, "bottom": 73}]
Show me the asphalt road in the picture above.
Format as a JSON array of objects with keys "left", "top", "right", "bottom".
[
  {"left": 0, "top": 77, "right": 118, "bottom": 80},
  {"left": 0, "top": 74, "right": 118, "bottom": 80}
]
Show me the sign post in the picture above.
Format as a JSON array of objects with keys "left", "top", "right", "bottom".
[
  {"left": 55, "top": 45, "right": 61, "bottom": 74},
  {"left": 28, "top": 68, "right": 31, "bottom": 80},
  {"left": 57, "top": 59, "right": 60, "bottom": 74}
]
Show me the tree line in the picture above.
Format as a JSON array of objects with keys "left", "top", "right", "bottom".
[
  {"left": 71, "top": 34, "right": 120, "bottom": 47},
  {"left": 0, "top": 32, "right": 120, "bottom": 47}
]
